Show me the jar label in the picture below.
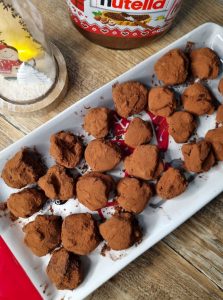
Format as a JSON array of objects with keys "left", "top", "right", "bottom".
[{"left": 66, "top": 0, "right": 183, "bottom": 38}]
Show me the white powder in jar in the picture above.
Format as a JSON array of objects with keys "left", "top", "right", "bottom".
[{"left": 0, "top": 63, "right": 54, "bottom": 102}]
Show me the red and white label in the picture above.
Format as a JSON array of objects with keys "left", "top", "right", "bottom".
[
  {"left": 66, "top": 0, "right": 182, "bottom": 38},
  {"left": 91, "top": 0, "right": 172, "bottom": 12},
  {"left": 0, "top": 44, "right": 21, "bottom": 76}
]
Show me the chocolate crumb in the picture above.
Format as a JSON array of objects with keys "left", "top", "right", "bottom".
[
  {"left": 101, "top": 243, "right": 111, "bottom": 256},
  {"left": 43, "top": 283, "right": 48, "bottom": 294},
  {"left": 84, "top": 105, "right": 91, "bottom": 109},
  {"left": 185, "top": 41, "right": 195, "bottom": 54},
  {"left": 49, "top": 205, "right": 54, "bottom": 214},
  {"left": 0, "top": 202, "right": 7, "bottom": 211},
  {"left": 9, "top": 212, "right": 18, "bottom": 221}
]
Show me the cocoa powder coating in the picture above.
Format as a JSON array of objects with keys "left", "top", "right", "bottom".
[
  {"left": 7, "top": 188, "right": 47, "bottom": 218},
  {"left": 148, "top": 87, "right": 176, "bottom": 117},
  {"left": 156, "top": 167, "right": 187, "bottom": 199},
  {"left": 76, "top": 172, "right": 114, "bottom": 211},
  {"left": 124, "top": 144, "right": 164, "bottom": 180},
  {"left": 218, "top": 78, "right": 223, "bottom": 95},
  {"left": 182, "top": 140, "right": 215, "bottom": 173},
  {"left": 117, "top": 177, "right": 152, "bottom": 214},
  {"left": 38, "top": 165, "right": 75, "bottom": 201},
  {"left": 47, "top": 247, "right": 83, "bottom": 290},
  {"left": 216, "top": 105, "right": 223, "bottom": 123},
  {"left": 190, "top": 48, "right": 220, "bottom": 80},
  {"left": 84, "top": 107, "right": 111, "bottom": 138},
  {"left": 112, "top": 81, "right": 148, "bottom": 118},
  {"left": 182, "top": 83, "right": 214, "bottom": 116},
  {"left": 154, "top": 49, "right": 189, "bottom": 85},
  {"left": 205, "top": 126, "right": 223, "bottom": 161},
  {"left": 50, "top": 131, "right": 83, "bottom": 168},
  {"left": 85, "top": 139, "right": 121, "bottom": 172},
  {"left": 1, "top": 148, "right": 46, "bottom": 189},
  {"left": 23, "top": 215, "right": 62, "bottom": 257},
  {"left": 99, "top": 211, "right": 142, "bottom": 251},
  {"left": 167, "top": 111, "right": 197, "bottom": 143},
  {"left": 124, "top": 117, "right": 153, "bottom": 148},
  {"left": 62, "top": 213, "right": 101, "bottom": 255}
]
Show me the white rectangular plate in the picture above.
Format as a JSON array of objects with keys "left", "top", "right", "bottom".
[{"left": 0, "top": 22, "right": 223, "bottom": 300}]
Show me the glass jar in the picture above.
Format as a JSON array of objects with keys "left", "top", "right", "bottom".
[
  {"left": 66, "top": 0, "right": 183, "bottom": 50},
  {"left": 0, "top": 0, "right": 57, "bottom": 104}
]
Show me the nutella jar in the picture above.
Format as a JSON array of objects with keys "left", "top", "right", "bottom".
[{"left": 66, "top": 0, "right": 183, "bottom": 49}]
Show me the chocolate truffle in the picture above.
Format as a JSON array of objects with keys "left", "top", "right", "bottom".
[
  {"left": 205, "top": 126, "right": 223, "bottom": 161},
  {"left": 182, "top": 140, "right": 215, "bottom": 173},
  {"left": 23, "top": 215, "right": 62, "bottom": 257},
  {"left": 117, "top": 177, "right": 152, "bottom": 214},
  {"left": 112, "top": 81, "right": 148, "bottom": 118},
  {"left": 7, "top": 188, "right": 47, "bottom": 218},
  {"left": 76, "top": 172, "right": 114, "bottom": 211},
  {"left": 218, "top": 78, "right": 223, "bottom": 95},
  {"left": 167, "top": 111, "right": 197, "bottom": 143},
  {"left": 47, "top": 247, "right": 82, "bottom": 290},
  {"left": 124, "top": 145, "right": 164, "bottom": 180},
  {"left": 182, "top": 83, "right": 214, "bottom": 116},
  {"left": 156, "top": 167, "right": 187, "bottom": 199},
  {"left": 190, "top": 48, "right": 220, "bottom": 80},
  {"left": 148, "top": 87, "right": 176, "bottom": 117},
  {"left": 62, "top": 213, "right": 101, "bottom": 255},
  {"left": 50, "top": 131, "right": 83, "bottom": 169},
  {"left": 124, "top": 118, "right": 153, "bottom": 148},
  {"left": 85, "top": 139, "right": 121, "bottom": 172},
  {"left": 38, "top": 165, "right": 75, "bottom": 201},
  {"left": 154, "top": 48, "right": 188, "bottom": 85},
  {"left": 99, "top": 211, "right": 142, "bottom": 250},
  {"left": 216, "top": 105, "right": 223, "bottom": 123},
  {"left": 84, "top": 107, "right": 111, "bottom": 138},
  {"left": 1, "top": 148, "right": 46, "bottom": 189}
]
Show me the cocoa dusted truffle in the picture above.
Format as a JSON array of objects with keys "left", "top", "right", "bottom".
[
  {"left": 182, "top": 140, "right": 215, "bottom": 173},
  {"left": 112, "top": 81, "right": 148, "bottom": 118},
  {"left": 216, "top": 105, "right": 223, "bottom": 123},
  {"left": 219, "top": 78, "right": 223, "bottom": 95},
  {"left": 124, "top": 145, "right": 164, "bottom": 180},
  {"left": 1, "top": 148, "right": 46, "bottom": 189},
  {"left": 156, "top": 167, "right": 187, "bottom": 199},
  {"left": 117, "top": 177, "right": 152, "bottom": 214},
  {"left": 7, "top": 188, "right": 47, "bottom": 218},
  {"left": 85, "top": 139, "right": 121, "bottom": 172},
  {"left": 124, "top": 118, "right": 153, "bottom": 148},
  {"left": 154, "top": 48, "right": 189, "bottom": 85},
  {"left": 38, "top": 165, "right": 75, "bottom": 201},
  {"left": 99, "top": 211, "right": 142, "bottom": 250},
  {"left": 62, "top": 213, "right": 101, "bottom": 255},
  {"left": 148, "top": 87, "right": 176, "bottom": 117},
  {"left": 50, "top": 131, "right": 83, "bottom": 169},
  {"left": 205, "top": 126, "right": 223, "bottom": 160},
  {"left": 23, "top": 215, "right": 62, "bottom": 257},
  {"left": 182, "top": 83, "right": 214, "bottom": 116},
  {"left": 84, "top": 107, "right": 111, "bottom": 138},
  {"left": 167, "top": 111, "right": 197, "bottom": 143},
  {"left": 190, "top": 48, "right": 220, "bottom": 80},
  {"left": 76, "top": 172, "right": 114, "bottom": 211},
  {"left": 47, "top": 247, "right": 82, "bottom": 290}
]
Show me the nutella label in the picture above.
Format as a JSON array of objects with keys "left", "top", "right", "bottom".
[
  {"left": 66, "top": 0, "right": 183, "bottom": 38},
  {"left": 91, "top": 0, "right": 171, "bottom": 12}
]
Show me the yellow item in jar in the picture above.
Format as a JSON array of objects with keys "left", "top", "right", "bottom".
[{"left": 0, "top": 1, "right": 43, "bottom": 61}]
